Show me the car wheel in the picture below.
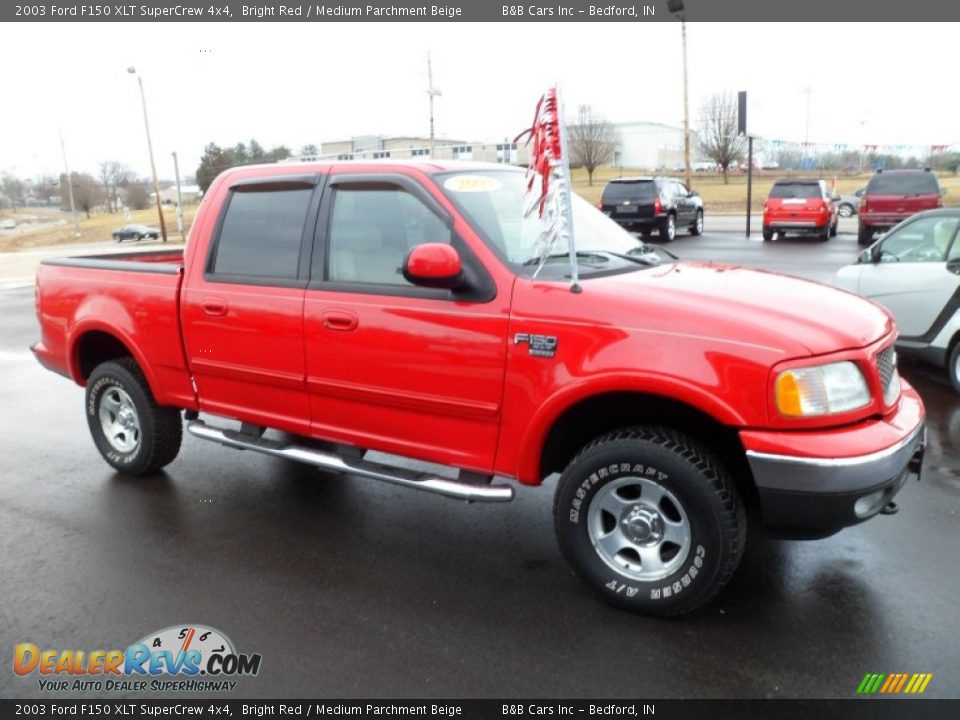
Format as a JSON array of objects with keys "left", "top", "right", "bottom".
[
  {"left": 114, "top": 236, "right": 122, "bottom": 243},
  {"left": 690, "top": 209, "right": 704, "bottom": 236},
  {"left": 85, "top": 358, "right": 183, "bottom": 476},
  {"left": 819, "top": 225, "right": 831, "bottom": 242},
  {"left": 659, "top": 214, "right": 676, "bottom": 242},
  {"left": 762, "top": 227, "right": 773, "bottom": 242},
  {"left": 554, "top": 427, "right": 746, "bottom": 616},
  {"left": 949, "top": 341, "right": 960, "bottom": 395},
  {"left": 838, "top": 204, "right": 854, "bottom": 218},
  {"left": 858, "top": 224, "right": 872, "bottom": 246},
  {"left": 830, "top": 220, "right": 838, "bottom": 238}
]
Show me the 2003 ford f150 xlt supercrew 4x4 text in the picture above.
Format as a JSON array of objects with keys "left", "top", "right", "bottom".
[{"left": 32, "top": 161, "right": 927, "bottom": 616}]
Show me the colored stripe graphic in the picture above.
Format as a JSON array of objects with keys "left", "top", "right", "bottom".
[{"left": 856, "top": 672, "right": 932, "bottom": 694}]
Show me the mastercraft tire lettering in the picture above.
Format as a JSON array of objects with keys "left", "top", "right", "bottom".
[{"left": 554, "top": 427, "right": 746, "bottom": 616}]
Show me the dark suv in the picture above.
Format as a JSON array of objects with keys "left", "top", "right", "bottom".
[
  {"left": 858, "top": 169, "right": 944, "bottom": 245},
  {"left": 599, "top": 176, "right": 704, "bottom": 241}
]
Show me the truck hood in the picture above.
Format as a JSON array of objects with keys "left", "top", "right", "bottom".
[{"left": 588, "top": 261, "right": 893, "bottom": 357}]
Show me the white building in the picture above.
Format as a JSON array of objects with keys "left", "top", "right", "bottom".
[{"left": 613, "top": 121, "right": 702, "bottom": 171}]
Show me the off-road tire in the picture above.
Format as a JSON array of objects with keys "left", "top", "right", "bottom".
[
  {"left": 85, "top": 358, "right": 182, "bottom": 475},
  {"left": 554, "top": 427, "right": 746, "bottom": 616}
]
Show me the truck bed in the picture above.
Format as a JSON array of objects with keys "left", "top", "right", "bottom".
[{"left": 33, "top": 247, "right": 196, "bottom": 409}]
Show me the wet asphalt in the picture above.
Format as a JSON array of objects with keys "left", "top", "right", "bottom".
[{"left": 0, "top": 230, "right": 958, "bottom": 700}]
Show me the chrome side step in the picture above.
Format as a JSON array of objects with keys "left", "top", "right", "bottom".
[{"left": 186, "top": 419, "right": 514, "bottom": 503}]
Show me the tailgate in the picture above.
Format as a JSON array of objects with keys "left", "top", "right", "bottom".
[{"left": 766, "top": 198, "right": 828, "bottom": 223}]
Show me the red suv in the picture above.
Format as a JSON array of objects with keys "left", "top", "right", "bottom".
[
  {"left": 762, "top": 179, "right": 838, "bottom": 242},
  {"left": 858, "top": 168, "right": 944, "bottom": 245}
]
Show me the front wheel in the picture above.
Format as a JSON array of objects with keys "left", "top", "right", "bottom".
[
  {"left": 554, "top": 427, "right": 746, "bottom": 616},
  {"left": 690, "top": 209, "right": 704, "bottom": 236},
  {"left": 85, "top": 358, "right": 183, "bottom": 475},
  {"left": 838, "top": 204, "right": 854, "bottom": 218}
]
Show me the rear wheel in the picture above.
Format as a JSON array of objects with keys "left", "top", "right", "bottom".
[
  {"left": 659, "top": 214, "right": 676, "bottom": 242},
  {"left": 858, "top": 224, "right": 873, "bottom": 246},
  {"left": 690, "top": 209, "right": 704, "bottom": 236},
  {"left": 85, "top": 358, "right": 182, "bottom": 475},
  {"left": 819, "top": 224, "right": 831, "bottom": 242},
  {"left": 949, "top": 341, "right": 960, "bottom": 395},
  {"left": 554, "top": 427, "right": 746, "bottom": 616},
  {"left": 829, "top": 220, "right": 838, "bottom": 238},
  {"left": 838, "top": 203, "right": 854, "bottom": 218},
  {"left": 762, "top": 227, "right": 773, "bottom": 242}
]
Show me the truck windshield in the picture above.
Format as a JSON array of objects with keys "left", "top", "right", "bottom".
[{"left": 437, "top": 170, "right": 661, "bottom": 276}]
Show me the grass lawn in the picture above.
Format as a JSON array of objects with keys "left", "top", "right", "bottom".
[
  {"left": 0, "top": 204, "right": 197, "bottom": 252},
  {"left": 570, "top": 167, "right": 960, "bottom": 213}
]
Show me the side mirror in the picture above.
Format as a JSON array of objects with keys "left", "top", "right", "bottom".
[
  {"left": 690, "top": 190, "right": 699, "bottom": 197},
  {"left": 832, "top": 195, "right": 841, "bottom": 201},
  {"left": 857, "top": 249, "right": 872, "bottom": 264},
  {"left": 402, "top": 243, "right": 464, "bottom": 289},
  {"left": 947, "top": 258, "right": 960, "bottom": 275}
]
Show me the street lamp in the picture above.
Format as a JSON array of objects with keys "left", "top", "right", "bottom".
[
  {"left": 127, "top": 66, "right": 168, "bottom": 243},
  {"left": 667, "top": 0, "right": 691, "bottom": 189}
]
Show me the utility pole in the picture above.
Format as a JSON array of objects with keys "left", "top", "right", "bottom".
[
  {"left": 128, "top": 67, "right": 168, "bottom": 243},
  {"left": 171, "top": 151, "right": 185, "bottom": 241},
  {"left": 668, "top": 1, "right": 692, "bottom": 188},
  {"left": 57, "top": 127, "right": 80, "bottom": 236},
  {"left": 426, "top": 51, "right": 442, "bottom": 159}
]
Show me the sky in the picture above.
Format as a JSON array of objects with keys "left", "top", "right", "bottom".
[{"left": 2, "top": 21, "right": 957, "bottom": 182}]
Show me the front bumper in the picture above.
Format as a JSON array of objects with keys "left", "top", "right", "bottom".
[{"left": 742, "top": 385, "right": 925, "bottom": 536}]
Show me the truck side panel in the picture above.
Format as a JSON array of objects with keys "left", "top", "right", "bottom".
[{"left": 34, "top": 263, "right": 196, "bottom": 409}]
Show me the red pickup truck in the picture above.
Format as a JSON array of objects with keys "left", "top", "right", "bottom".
[{"left": 33, "top": 161, "right": 926, "bottom": 616}]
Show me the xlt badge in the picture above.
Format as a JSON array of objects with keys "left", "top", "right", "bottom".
[{"left": 514, "top": 333, "right": 558, "bottom": 358}]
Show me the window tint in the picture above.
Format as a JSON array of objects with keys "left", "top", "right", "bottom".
[
  {"left": 602, "top": 181, "right": 656, "bottom": 202},
  {"left": 880, "top": 216, "right": 958, "bottom": 263},
  {"left": 769, "top": 183, "right": 821, "bottom": 199},
  {"left": 212, "top": 189, "right": 312, "bottom": 278},
  {"left": 867, "top": 172, "right": 940, "bottom": 195},
  {"left": 327, "top": 186, "right": 450, "bottom": 285}
]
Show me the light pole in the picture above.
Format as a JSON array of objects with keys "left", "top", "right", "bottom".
[
  {"left": 426, "top": 51, "right": 442, "bottom": 159},
  {"left": 57, "top": 127, "right": 81, "bottom": 236},
  {"left": 667, "top": 0, "right": 692, "bottom": 189},
  {"left": 171, "top": 151, "right": 185, "bottom": 241},
  {"left": 127, "top": 66, "right": 168, "bottom": 243}
]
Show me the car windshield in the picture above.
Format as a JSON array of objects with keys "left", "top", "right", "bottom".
[
  {"left": 867, "top": 173, "right": 940, "bottom": 195},
  {"left": 769, "top": 183, "right": 821, "bottom": 199},
  {"left": 437, "top": 170, "right": 662, "bottom": 277}
]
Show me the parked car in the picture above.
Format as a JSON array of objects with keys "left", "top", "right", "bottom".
[
  {"left": 762, "top": 179, "right": 838, "bottom": 241},
  {"left": 858, "top": 169, "right": 944, "bottom": 245},
  {"left": 836, "top": 188, "right": 865, "bottom": 218},
  {"left": 34, "top": 161, "right": 925, "bottom": 617},
  {"left": 599, "top": 176, "right": 704, "bottom": 241},
  {"left": 112, "top": 224, "right": 161, "bottom": 242},
  {"left": 836, "top": 208, "right": 960, "bottom": 392},
  {"left": 0, "top": 218, "right": 16, "bottom": 230}
]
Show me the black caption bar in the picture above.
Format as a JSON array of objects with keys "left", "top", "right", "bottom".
[
  {"left": 2, "top": 700, "right": 959, "bottom": 719},
  {"left": 3, "top": 0, "right": 959, "bottom": 22}
]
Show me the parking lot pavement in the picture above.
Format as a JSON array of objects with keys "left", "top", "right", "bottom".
[{"left": 1, "top": 238, "right": 958, "bottom": 699}]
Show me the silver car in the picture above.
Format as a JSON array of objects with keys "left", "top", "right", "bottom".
[
  {"left": 835, "top": 187, "right": 865, "bottom": 218},
  {"left": 834, "top": 209, "right": 960, "bottom": 391}
]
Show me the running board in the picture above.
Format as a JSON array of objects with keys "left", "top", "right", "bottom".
[{"left": 186, "top": 419, "right": 514, "bottom": 503}]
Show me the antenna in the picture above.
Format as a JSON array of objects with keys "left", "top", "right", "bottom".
[{"left": 427, "top": 51, "right": 442, "bottom": 158}]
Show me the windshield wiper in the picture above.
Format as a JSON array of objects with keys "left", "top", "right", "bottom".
[
  {"left": 522, "top": 250, "right": 660, "bottom": 267},
  {"left": 522, "top": 251, "right": 607, "bottom": 267}
]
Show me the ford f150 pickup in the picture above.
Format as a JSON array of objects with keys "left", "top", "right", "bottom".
[{"left": 33, "top": 161, "right": 926, "bottom": 616}]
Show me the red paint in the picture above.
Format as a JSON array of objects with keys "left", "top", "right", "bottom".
[{"left": 34, "top": 161, "right": 924, "bottom": 492}]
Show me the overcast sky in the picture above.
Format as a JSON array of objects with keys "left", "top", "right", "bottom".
[{"left": 2, "top": 22, "right": 957, "bottom": 181}]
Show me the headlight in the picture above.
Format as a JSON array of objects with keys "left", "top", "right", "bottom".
[{"left": 775, "top": 361, "right": 871, "bottom": 417}]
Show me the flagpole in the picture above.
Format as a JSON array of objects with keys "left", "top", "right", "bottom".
[{"left": 555, "top": 85, "right": 581, "bottom": 294}]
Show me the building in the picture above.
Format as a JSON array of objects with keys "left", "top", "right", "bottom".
[
  {"left": 612, "top": 121, "right": 702, "bottom": 171},
  {"left": 288, "top": 135, "right": 528, "bottom": 166}
]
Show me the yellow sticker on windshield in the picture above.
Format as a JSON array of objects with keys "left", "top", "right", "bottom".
[{"left": 443, "top": 175, "right": 502, "bottom": 193}]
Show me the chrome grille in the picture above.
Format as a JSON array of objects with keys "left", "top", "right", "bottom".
[{"left": 876, "top": 346, "right": 900, "bottom": 405}]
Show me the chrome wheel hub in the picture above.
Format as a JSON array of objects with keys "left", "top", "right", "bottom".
[
  {"left": 98, "top": 387, "right": 141, "bottom": 453},
  {"left": 588, "top": 476, "right": 691, "bottom": 582}
]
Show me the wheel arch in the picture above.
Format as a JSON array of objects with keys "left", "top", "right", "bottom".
[
  {"left": 69, "top": 323, "right": 161, "bottom": 401},
  {"left": 528, "top": 389, "right": 759, "bottom": 517}
]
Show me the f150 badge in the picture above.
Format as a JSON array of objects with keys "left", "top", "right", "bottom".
[{"left": 514, "top": 333, "right": 558, "bottom": 358}]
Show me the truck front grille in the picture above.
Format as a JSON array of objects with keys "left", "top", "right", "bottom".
[{"left": 875, "top": 346, "right": 900, "bottom": 405}]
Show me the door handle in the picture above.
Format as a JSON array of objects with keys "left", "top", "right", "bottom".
[
  {"left": 200, "top": 298, "right": 228, "bottom": 317},
  {"left": 321, "top": 309, "right": 359, "bottom": 332}
]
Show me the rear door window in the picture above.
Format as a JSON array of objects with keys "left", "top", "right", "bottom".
[
  {"left": 867, "top": 173, "right": 940, "bottom": 195},
  {"left": 769, "top": 183, "right": 821, "bottom": 199},
  {"left": 210, "top": 188, "right": 313, "bottom": 280},
  {"left": 603, "top": 181, "right": 656, "bottom": 203}
]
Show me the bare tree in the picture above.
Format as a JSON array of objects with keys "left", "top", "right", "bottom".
[
  {"left": 567, "top": 105, "right": 620, "bottom": 186},
  {"left": 124, "top": 183, "right": 150, "bottom": 211},
  {"left": 697, "top": 92, "right": 747, "bottom": 184},
  {"left": 62, "top": 172, "right": 105, "bottom": 219},
  {"left": 99, "top": 161, "right": 135, "bottom": 213},
  {"left": 1, "top": 173, "right": 25, "bottom": 209}
]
